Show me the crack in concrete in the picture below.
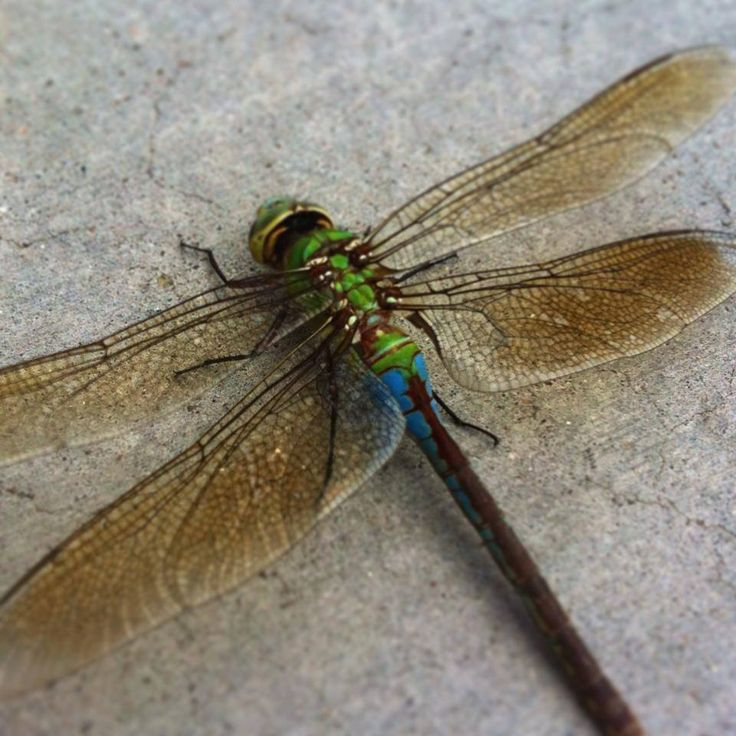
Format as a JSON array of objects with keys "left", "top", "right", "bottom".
[
  {"left": 711, "top": 544, "right": 736, "bottom": 596},
  {"left": 141, "top": 64, "right": 229, "bottom": 218},
  {"left": 1, "top": 485, "right": 79, "bottom": 517},
  {"left": 612, "top": 488, "right": 736, "bottom": 543},
  {"left": 1, "top": 225, "right": 96, "bottom": 250},
  {"left": 1, "top": 486, "right": 35, "bottom": 501},
  {"left": 608, "top": 484, "right": 736, "bottom": 598},
  {"left": 702, "top": 178, "right": 733, "bottom": 226},
  {"left": 144, "top": 56, "right": 198, "bottom": 185},
  {"left": 146, "top": 98, "right": 163, "bottom": 181}
]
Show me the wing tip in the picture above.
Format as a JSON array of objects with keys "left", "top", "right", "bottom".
[{"left": 622, "top": 45, "right": 736, "bottom": 97}]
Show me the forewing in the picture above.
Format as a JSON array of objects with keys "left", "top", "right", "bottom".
[
  {"left": 398, "top": 232, "right": 736, "bottom": 391},
  {"left": 368, "top": 47, "right": 736, "bottom": 270},
  {"left": 0, "top": 337, "right": 404, "bottom": 697},
  {"left": 0, "top": 280, "right": 310, "bottom": 464}
]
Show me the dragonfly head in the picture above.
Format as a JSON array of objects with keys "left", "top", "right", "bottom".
[{"left": 248, "top": 196, "right": 334, "bottom": 268}]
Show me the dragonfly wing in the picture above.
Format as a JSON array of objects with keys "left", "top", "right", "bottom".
[
  {"left": 398, "top": 232, "right": 736, "bottom": 391},
  {"left": 0, "top": 279, "right": 310, "bottom": 465},
  {"left": 368, "top": 47, "right": 736, "bottom": 270},
  {"left": 0, "top": 333, "right": 404, "bottom": 697}
]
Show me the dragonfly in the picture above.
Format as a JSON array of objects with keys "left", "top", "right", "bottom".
[{"left": 2, "top": 47, "right": 736, "bottom": 736}]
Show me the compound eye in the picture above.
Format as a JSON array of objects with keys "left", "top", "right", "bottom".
[
  {"left": 248, "top": 196, "right": 297, "bottom": 264},
  {"left": 248, "top": 200, "right": 333, "bottom": 267}
]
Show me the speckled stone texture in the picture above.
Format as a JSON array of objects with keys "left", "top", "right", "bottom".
[{"left": 1, "top": 2, "right": 735, "bottom": 735}]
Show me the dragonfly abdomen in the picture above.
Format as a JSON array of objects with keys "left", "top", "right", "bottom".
[
  {"left": 360, "top": 320, "right": 643, "bottom": 735},
  {"left": 359, "top": 321, "right": 468, "bottom": 490}
]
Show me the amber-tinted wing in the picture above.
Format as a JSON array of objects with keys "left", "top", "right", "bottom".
[
  {"left": 0, "top": 275, "right": 313, "bottom": 464},
  {"left": 396, "top": 232, "right": 736, "bottom": 391},
  {"left": 0, "top": 327, "right": 405, "bottom": 697},
  {"left": 367, "top": 47, "right": 736, "bottom": 270}
]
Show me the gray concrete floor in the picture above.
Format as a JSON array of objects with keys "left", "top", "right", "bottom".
[{"left": 1, "top": 2, "right": 735, "bottom": 735}]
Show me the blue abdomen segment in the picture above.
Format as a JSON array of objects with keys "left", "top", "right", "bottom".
[
  {"left": 366, "top": 332, "right": 494, "bottom": 545},
  {"left": 376, "top": 354, "right": 455, "bottom": 483}
]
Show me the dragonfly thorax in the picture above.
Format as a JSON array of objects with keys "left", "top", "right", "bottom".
[{"left": 249, "top": 197, "right": 394, "bottom": 320}]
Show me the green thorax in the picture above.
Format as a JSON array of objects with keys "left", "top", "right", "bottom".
[
  {"left": 291, "top": 230, "right": 382, "bottom": 313},
  {"left": 247, "top": 196, "right": 383, "bottom": 315}
]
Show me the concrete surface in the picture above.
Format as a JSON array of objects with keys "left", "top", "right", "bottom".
[{"left": 1, "top": 2, "right": 735, "bottom": 735}]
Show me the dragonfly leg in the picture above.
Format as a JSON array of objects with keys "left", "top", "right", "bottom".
[
  {"left": 248, "top": 306, "right": 290, "bottom": 357},
  {"left": 320, "top": 350, "right": 339, "bottom": 496},
  {"left": 179, "top": 237, "right": 230, "bottom": 284},
  {"left": 433, "top": 389, "right": 499, "bottom": 447},
  {"left": 174, "top": 353, "right": 251, "bottom": 377},
  {"left": 392, "top": 251, "right": 458, "bottom": 283}
]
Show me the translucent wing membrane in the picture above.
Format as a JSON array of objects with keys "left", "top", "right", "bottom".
[
  {"left": 368, "top": 47, "right": 736, "bottom": 270},
  {"left": 398, "top": 232, "right": 736, "bottom": 391},
  {"left": 0, "top": 275, "right": 316, "bottom": 464},
  {"left": 0, "top": 325, "right": 404, "bottom": 696}
]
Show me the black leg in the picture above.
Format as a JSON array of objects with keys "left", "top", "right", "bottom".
[
  {"left": 174, "top": 353, "right": 251, "bottom": 377},
  {"left": 179, "top": 236, "right": 230, "bottom": 284},
  {"left": 248, "top": 306, "right": 289, "bottom": 358},
  {"left": 320, "top": 350, "right": 339, "bottom": 496},
  {"left": 433, "top": 390, "right": 499, "bottom": 447},
  {"left": 394, "top": 251, "right": 459, "bottom": 284}
]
